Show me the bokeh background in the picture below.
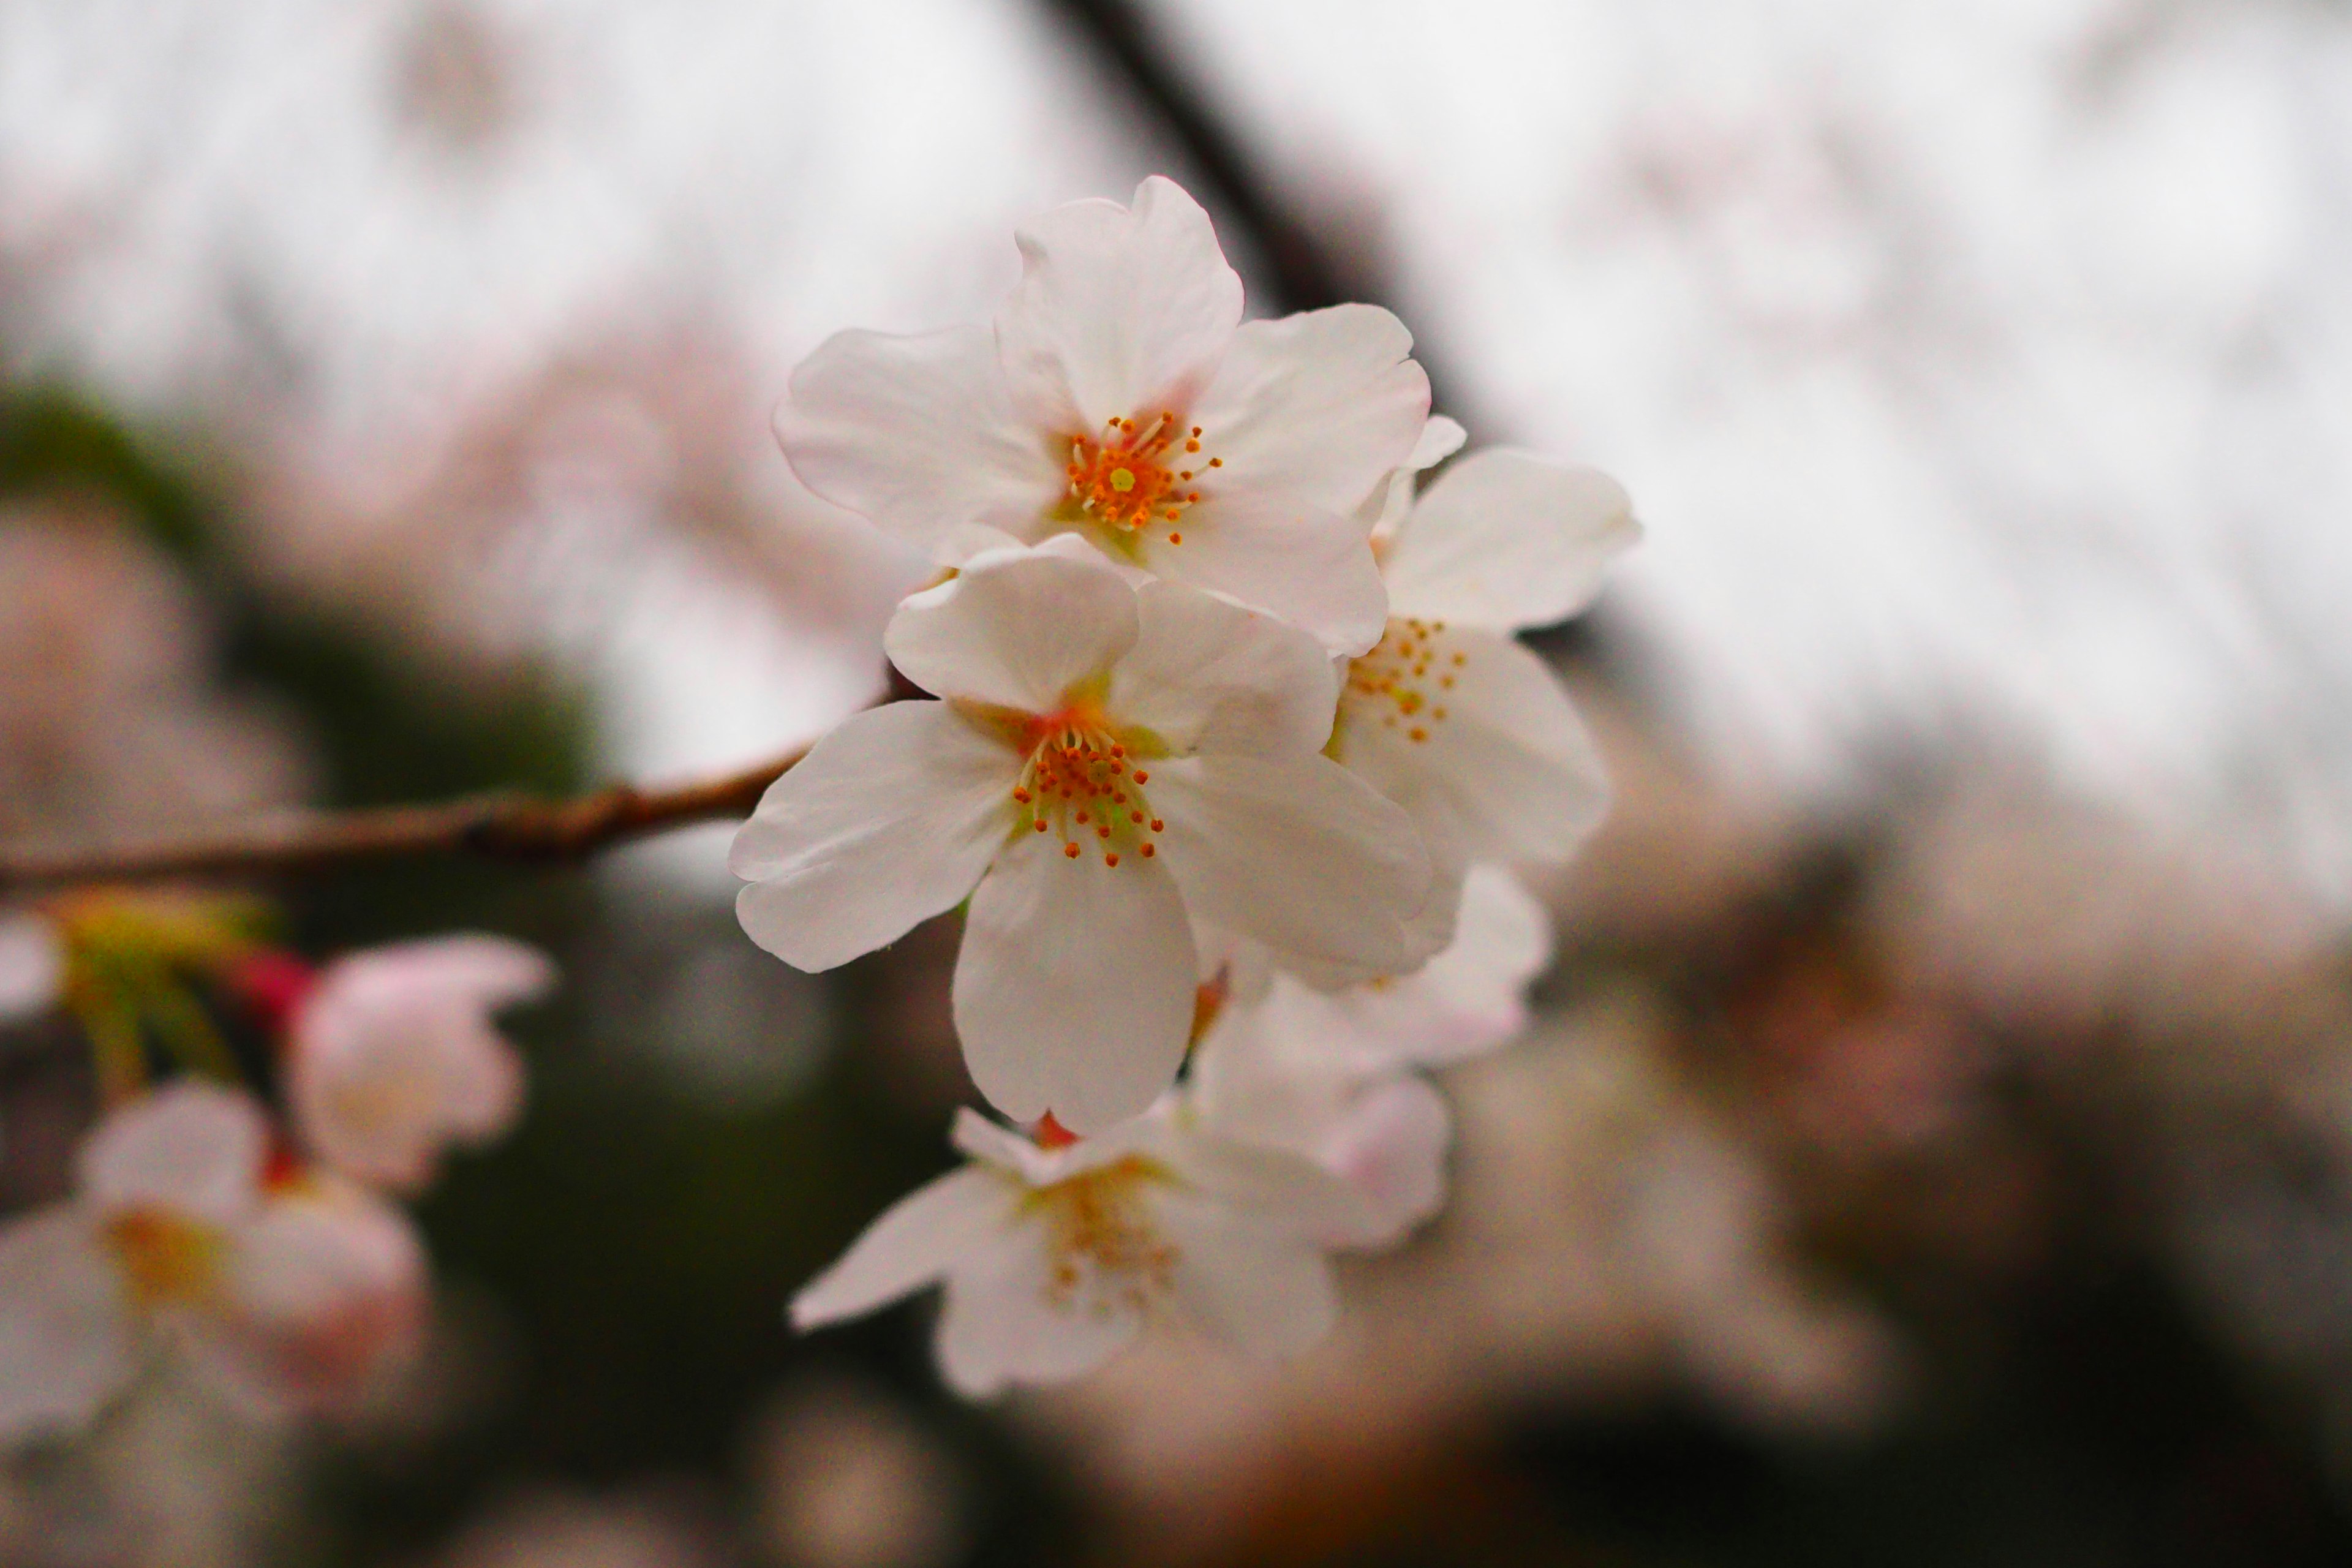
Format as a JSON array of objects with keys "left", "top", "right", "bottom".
[{"left": 8, "top": 0, "right": 2352, "bottom": 1562}]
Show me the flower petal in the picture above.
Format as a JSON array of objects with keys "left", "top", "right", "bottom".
[
  {"left": 933, "top": 1229, "right": 1141, "bottom": 1397},
  {"left": 997, "top": 177, "right": 1243, "bottom": 433},
  {"left": 886, "top": 548, "right": 1138, "bottom": 712},
  {"left": 1151, "top": 753, "right": 1431, "bottom": 974},
  {"left": 1381, "top": 451, "right": 1639, "bottom": 631},
  {"left": 1176, "top": 1130, "right": 1381, "bottom": 1244},
  {"left": 1107, "top": 579, "right": 1340, "bottom": 758},
  {"left": 0, "top": 1207, "right": 137, "bottom": 1444},
  {"left": 791, "top": 1164, "right": 1016, "bottom": 1331},
  {"left": 1317, "top": 1076, "right": 1451, "bottom": 1248},
  {"left": 79, "top": 1082, "right": 267, "bottom": 1226},
  {"left": 1360, "top": 412, "right": 1470, "bottom": 534},
  {"left": 0, "top": 913, "right": 62, "bottom": 1024},
  {"left": 733, "top": 703, "right": 1017, "bottom": 973},
  {"left": 1336, "top": 628, "right": 1608, "bottom": 866},
  {"left": 777, "top": 325, "right": 1062, "bottom": 554},
  {"left": 1190, "top": 304, "right": 1430, "bottom": 516},
  {"left": 1156, "top": 1194, "right": 1338, "bottom": 1360},
  {"left": 952, "top": 829, "right": 1197, "bottom": 1133},
  {"left": 1140, "top": 495, "right": 1389, "bottom": 656}
]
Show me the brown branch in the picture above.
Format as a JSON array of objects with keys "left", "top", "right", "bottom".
[{"left": 0, "top": 748, "right": 806, "bottom": 895}]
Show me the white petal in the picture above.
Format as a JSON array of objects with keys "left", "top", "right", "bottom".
[
  {"left": 1359, "top": 412, "right": 1471, "bottom": 534},
  {"left": 1139, "top": 496, "right": 1389, "bottom": 656},
  {"left": 1106, "top": 579, "right": 1340, "bottom": 757},
  {"left": 996, "top": 177, "right": 1243, "bottom": 433},
  {"left": 1175, "top": 1129, "right": 1381, "bottom": 1243},
  {"left": 885, "top": 548, "right": 1138, "bottom": 712},
  {"left": 1156, "top": 1194, "right": 1338, "bottom": 1360},
  {"left": 193, "top": 1177, "right": 428, "bottom": 1415},
  {"left": 1151, "top": 753, "right": 1431, "bottom": 974},
  {"left": 777, "top": 325, "right": 1062, "bottom": 554},
  {"left": 0, "top": 1207, "right": 138, "bottom": 1444},
  {"left": 1270, "top": 865, "right": 1550, "bottom": 1070},
  {"left": 933, "top": 1233, "right": 1140, "bottom": 1398},
  {"left": 1317, "top": 1076, "right": 1451, "bottom": 1248},
  {"left": 1382, "top": 451, "right": 1639, "bottom": 631},
  {"left": 1190, "top": 304, "right": 1430, "bottom": 516},
  {"left": 0, "top": 913, "right": 63, "bottom": 1024},
  {"left": 792, "top": 1165, "right": 1016, "bottom": 1330},
  {"left": 733, "top": 703, "right": 1017, "bottom": 972},
  {"left": 318, "top": 935, "right": 556, "bottom": 1014},
  {"left": 952, "top": 829, "right": 1197, "bottom": 1133},
  {"left": 79, "top": 1082, "right": 267, "bottom": 1226},
  {"left": 1336, "top": 628, "right": 1608, "bottom": 866}
]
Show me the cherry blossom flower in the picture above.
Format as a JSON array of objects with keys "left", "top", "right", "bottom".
[
  {"left": 1335, "top": 443, "right": 1638, "bottom": 870},
  {"left": 776, "top": 177, "right": 1430, "bottom": 655},
  {"left": 0, "top": 1082, "right": 426, "bottom": 1444},
  {"left": 0, "top": 912, "right": 62, "bottom": 1025},
  {"left": 733, "top": 546, "right": 1431, "bottom": 1133},
  {"left": 790, "top": 1106, "right": 1376, "bottom": 1398},
  {"left": 282, "top": 935, "right": 556, "bottom": 1194}
]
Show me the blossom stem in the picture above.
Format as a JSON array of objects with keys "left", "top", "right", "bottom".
[{"left": 0, "top": 747, "right": 812, "bottom": 894}]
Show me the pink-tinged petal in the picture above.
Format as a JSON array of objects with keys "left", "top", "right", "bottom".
[
  {"left": 1270, "top": 865, "right": 1550, "bottom": 1070},
  {"left": 1155, "top": 1194, "right": 1337, "bottom": 1359},
  {"left": 886, "top": 549, "right": 1138, "bottom": 712},
  {"left": 733, "top": 703, "right": 1017, "bottom": 973},
  {"left": 0, "top": 1207, "right": 137, "bottom": 1444},
  {"left": 952, "top": 829, "right": 1197, "bottom": 1134},
  {"left": 791, "top": 1164, "right": 1017, "bottom": 1331},
  {"left": 933, "top": 1230, "right": 1142, "bottom": 1397},
  {"left": 1107, "top": 579, "right": 1340, "bottom": 757},
  {"left": 0, "top": 913, "right": 62, "bottom": 1023},
  {"left": 1336, "top": 627, "right": 1608, "bottom": 867},
  {"left": 1140, "top": 495, "right": 1389, "bottom": 656},
  {"left": 190, "top": 1177, "right": 428, "bottom": 1417},
  {"left": 1317, "top": 1076, "right": 1451, "bottom": 1248},
  {"left": 79, "top": 1082, "right": 267, "bottom": 1226},
  {"left": 1360, "top": 413, "right": 1470, "bottom": 534},
  {"left": 1175, "top": 1131, "right": 1381, "bottom": 1245},
  {"left": 1150, "top": 753, "right": 1431, "bottom": 975},
  {"left": 777, "top": 325, "right": 1063, "bottom": 553},
  {"left": 1191, "top": 304, "right": 1430, "bottom": 516},
  {"left": 1382, "top": 451, "right": 1639, "bottom": 631},
  {"left": 997, "top": 176, "right": 1243, "bottom": 434}
]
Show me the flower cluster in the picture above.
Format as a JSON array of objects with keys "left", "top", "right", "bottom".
[
  {"left": 0, "top": 895, "right": 552, "bottom": 1444},
  {"left": 745, "top": 178, "right": 1636, "bottom": 1392}
]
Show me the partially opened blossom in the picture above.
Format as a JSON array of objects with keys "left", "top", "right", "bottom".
[
  {"left": 284, "top": 935, "right": 556, "bottom": 1193},
  {"left": 733, "top": 547, "right": 1430, "bottom": 1132},
  {"left": 791, "top": 1107, "right": 1376, "bottom": 1398},
  {"left": 0, "top": 1082, "right": 426, "bottom": 1444},
  {"left": 777, "top": 177, "right": 1430, "bottom": 655},
  {"left": 1335, "top": 445, "right": 1638, "bottom": 869},
  {"left": 0, "top": 911, "right": 62, "bottom": 1024}
]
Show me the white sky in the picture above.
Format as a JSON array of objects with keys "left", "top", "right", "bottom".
[{"left": 6, "top": 0, "right": 2352, "bottom": 899}]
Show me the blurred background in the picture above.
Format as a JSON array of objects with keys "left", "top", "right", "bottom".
[{"left": 7, "top": 0, "right": 2352, "bottom": 1562}]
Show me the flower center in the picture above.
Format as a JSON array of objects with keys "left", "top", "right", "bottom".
[
  {"left": 1063, "top": 412, "right": 1221, "bottom": 546},
  {"left": 1339, "top": 616, "right": 1462, "bottom": 748},
  {"left": 1010, "top": 713, "right": 1164, "bottom": 869},
  {"left": 1023, "top": 1156, "right": 1178, "bottom": 1316},
  {"left": 104, "top": 1208, "right": 224, "bottom": 1308}
]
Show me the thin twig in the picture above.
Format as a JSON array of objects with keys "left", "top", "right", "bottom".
[{"left": 0, "top": 748, "right": 805, "bottom": 895}]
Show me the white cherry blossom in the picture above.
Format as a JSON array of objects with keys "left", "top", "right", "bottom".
[
  {"left": 0, "top": 911, "right": 62, "bottom": 1024},
  {"left": 286, "top": 935, "right": 556, "bottom": 1194},
  {"left": 790, "top": 1106, "right": 1376, "bottom": 1398},
  {"left": 0, "top": 1082, "right": 427, "bottom": 1444},
  {"left": 733, "top": 547, "right": 1431, "bottom": 1133},
  {"left": 776, "top": 177, "right": 1430, "bottom": 655},
  {"left": 1335, "top": 445, "right": 1638, "bottom": 870}
]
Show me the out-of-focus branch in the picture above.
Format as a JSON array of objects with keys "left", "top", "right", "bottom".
[{"left": 0, "top": 749, "right": 805, "bottom": 895}]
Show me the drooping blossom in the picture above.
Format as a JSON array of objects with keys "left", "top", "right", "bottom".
[
  {"left": 0, "top": 1082, "right": 426, "bottom": 1444},
  {"left": 1334, "top": 442, "right": 1638, "bottom": 871},
  {"left": 0, "top": 912, "right": 62, "bottom": 1025},
  {"left": 776, "top": 177, "right": 1430, "bottom": 655},
  {"left": 791, "top": 1106, "right": 1377, "bottom": 1398},
  {"left": 733, "top": 546, "right": 1430, "bottom": 1132},
  {"left": 280, "top": 935, "right": 556, "bottom": 1193}
]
